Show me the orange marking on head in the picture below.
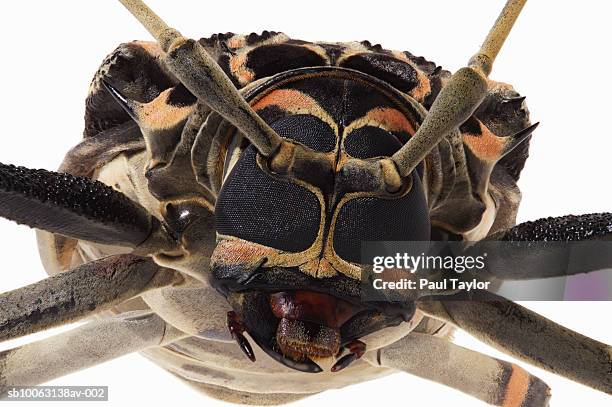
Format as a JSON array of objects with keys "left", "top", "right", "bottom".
[
  {"left": 136, "top": 88, "right": 194, "bottom": 130},
  {"left": 134, "top": 41, "right": 164, "bottom": 58},
  {"left": 133, "top": 41, "right": 164, "bottom": 59},
  {"left": 227, "top": 35, "right": 246, "bottom": 49},
  {"left": 229, "top": 52, "right": 255, "bottom": 85},
  {"left": 253, "top": 89, "right": 319, "bottom": 112},
  {"left": 502, "top": 364, "right": 530, "bottom": 407},
  {"left": 365, "top": 107, "right": 416, "bottom": 135},
  {"left": 462, "top": 120, "right": 506, "bottom": 162},
  {"left": 253, "top": 89, "right": 338, "bottom": 135},
  {"left": 211, "top": 238, "right": 278, "bottom": 265},
  {"left": 411, "top": 72, "right": 432, "bottom": 102}
]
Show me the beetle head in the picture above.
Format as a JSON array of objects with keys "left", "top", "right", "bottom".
[{"left": 209, "top": 68, "right": 429, "bottom": 372}]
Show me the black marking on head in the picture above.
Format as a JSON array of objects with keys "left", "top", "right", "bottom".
[
  {"left": 317, "top": 43, "right": 346, "bottom": 65},
  {"left": 167, "top": 83, "right": 197, "bottom": 107},
  {"left": 342, "top": 79, "right": 407, "bottom": 125},
  {"left": 199, "top": 32, "right": 236, "bottom": 48},
  {"left": 246, "top": 31, "right": 278, "bottom": 45},
  {"left": 279, "top": 71, "right": 412, "bottom": 127},
  {"left": 245, "top": 44, "right": 327, "bottom": 80},
  {"left": 216, "top": 53, "right": 239, "bottom": 87},
  {"left": 271, "top": 115, "right": 336, "bottom": 152},
  {"left": 403, "top": 51, "right": 438, "bottom": 75},
  {"left": 340, "top": 53, "right": 419, "bottom": 95},
  {"left": 282, "top": 76, "right": 346, "bottom": 123},
  {"left": 360, "top": 40, "right": 386, "bottom": 53},
  {"left": 256, "top": 105, "right": 289, "bottom": 126},
  {"left": 86, "top": 42, "right": 175, "bottom": 138},
  {"left": 459, "top": 116, "right": 483, "bottom": 135},
  {"left": 344, "top": 126, "right": 403, "bottom": 159}
]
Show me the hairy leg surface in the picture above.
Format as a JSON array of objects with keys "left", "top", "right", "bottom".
[
  {"left": 364, "top": 332, "right": 550, "bottom": 407},
  {"left": 0, "top": 311, "right": 186, "bottom": 394},
  {"left": 480, "top": 213, "right": 612, "bottom": 279},
  {"left": 418, "top": 294, "right": 612, "bottom": 394},
  {"left": 0, "top": 254, "right": 182, "bottom": 342},
  {"left": 0, "top": 163, "right": 176, "bottom": 254}
]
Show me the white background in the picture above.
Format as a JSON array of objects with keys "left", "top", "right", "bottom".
[{"left": 0, "top": 1, "right": 610, "bottom": 406}]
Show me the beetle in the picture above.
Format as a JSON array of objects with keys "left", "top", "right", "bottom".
[{"left": 3, "top": 0, "right": 607, "bottom": 401}]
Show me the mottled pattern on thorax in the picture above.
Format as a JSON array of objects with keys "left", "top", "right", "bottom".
[
  {"left": 199, "top": 32, "right": 442, "bottom": 107},
  {"left": 83, "top": 33, "right": 532, "bottom": 235}
]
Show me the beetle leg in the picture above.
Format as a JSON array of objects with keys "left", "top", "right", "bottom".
[
  {"left": 0, "top": 163, "right": 177, "bottom": 254},
  {"left": 0, "top": 254, "right": 182, "bottom": 343},
  {"left": 418, "top": 293, "right": 612, "bottom": 394},
  {"left": 0, "top": 311, "right": 186, "bottom": 394},
  {"left": 477, "top": 212, "right": 612, "bottom": 279},
  {"left": 364, "top": 332, "right": 551, "bottom": 407}
]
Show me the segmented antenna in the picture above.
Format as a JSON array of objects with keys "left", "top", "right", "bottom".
[{"left": 391, "top": 0, "right": 528, "bottom": 178}]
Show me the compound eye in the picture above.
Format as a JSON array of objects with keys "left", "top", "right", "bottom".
[
  {"left": 215, "top": 146, "right": 321, "bottom": 252},
  {"left": 332, "top": 172, "right": 430, "bottom": 264}
]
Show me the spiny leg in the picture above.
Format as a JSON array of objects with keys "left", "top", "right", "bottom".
[
  {"left": 476, "top": 213, "right": 612, "bottom": 279},
  {"left": 0, "top": 163, "right": 176, "bottom": 254},
  {"left": 0, "top": 311, "right": 186, "bottom": 393},
  {"left": 364, "top": 332, "right": 550, "bottom": 407},
  {"left": 0, "top": 254, "right": 182, "bottom": 343},
  {"left": 418, "top": 293, "right": 612, "bottom": 394}
]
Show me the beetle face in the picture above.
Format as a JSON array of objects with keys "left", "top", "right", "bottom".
[{"left": 209, "top": 68, "right": 429, "bottom": 372}]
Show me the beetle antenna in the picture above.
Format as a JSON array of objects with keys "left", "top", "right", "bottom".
[
  {"left": 116, "top": 0, "right": 284, "bottom": 158},
  {"left": 390, "top": 0, "right": 528, "bottom": 178},
  {"left": 0, "top": 163, "right": 176, "bottom": 253}
]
